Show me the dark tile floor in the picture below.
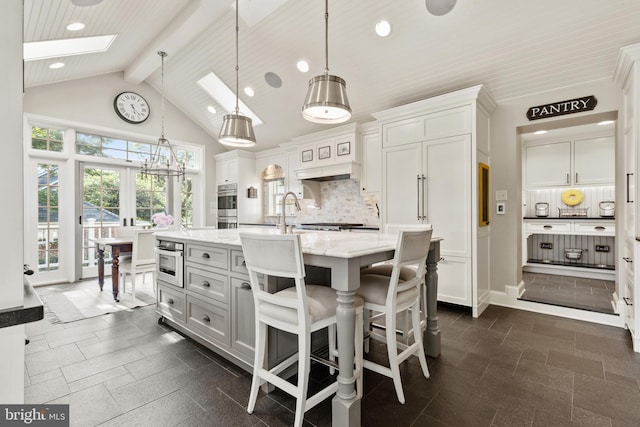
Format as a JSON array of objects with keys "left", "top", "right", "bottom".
[
  {"left": 520, "top": 272, "right": 615, "bottom": 314},
  {"left": 25, "top": 290, "right": 640, "bottom": 426}
]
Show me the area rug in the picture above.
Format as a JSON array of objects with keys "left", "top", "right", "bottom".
[{"left": 36, "top": 277, "right": 156, "bottom": 324}]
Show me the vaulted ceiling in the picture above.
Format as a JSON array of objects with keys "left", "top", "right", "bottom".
[{"left": 23, "top": 0, "right": 640, "bottom": 151}]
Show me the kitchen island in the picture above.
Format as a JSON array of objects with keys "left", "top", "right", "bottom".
[{"left": 153, "top": 228, "right": 442, "bottom": 427}]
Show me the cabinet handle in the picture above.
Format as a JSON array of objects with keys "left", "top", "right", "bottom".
[
  {"left": 123, "top": 218, "right": 127, "bottom": 226},
  {"left": 566, "top": 173, "right": 570, "bottom": 184},
  {"left": 627, "top": 173, "right": 634, "bottom": 203},
  {"left": 623, "top": 257, "right": 633, "bottom": 263},
  {"left": 241, "top": 282, "right": 251, "bottom": 290},
  {"left": 416, "top": 175, "right": 421, "bottom": 221},
  {"left": 362, "top": 187, "right": 366, "bottom": 191},
  {"left": 623, "top": 297, "right": 633, "bottom": 306},
  {"left": 575, "top": 173, "right": 579, "bottom": 183},
  {"left": 202, "top": 315, "right": 210, "bottom": 322},
  {"left": 202, "top": 281, "right": 210, "bottom": 287},
  {"left": 421, "top": 174, "right": 426, "bottom": 220},
  {"left": 543, "top": 225, "right": 552, "bottom": 229},
  {"left": 167, "top": 298, "right": 174, "bottom": 305},
  {"left": 594, "top": 226, "right": 605, "bottom": 231},
  {"left": 242, "top": 260, "right": 246, "bottom": 266},
  {"left": 202, "top": 253, "right": 210, "bottom": 259}
]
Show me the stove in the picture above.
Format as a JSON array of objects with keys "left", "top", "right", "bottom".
[{"left": 298, "top": 223, "right": 365, "bottom": 231}]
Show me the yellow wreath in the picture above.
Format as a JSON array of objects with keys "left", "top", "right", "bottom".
[{"left": 561, "top": 189, "right": 584, "bottom": 206}]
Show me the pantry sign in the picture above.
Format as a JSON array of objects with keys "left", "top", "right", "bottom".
[{"left": 526, "top": 95, "right": 597, "bottom": 121}]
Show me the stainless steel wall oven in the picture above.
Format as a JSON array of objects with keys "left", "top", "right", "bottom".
[{"left": 217, "top": 183, "right": 238, "bottom": 228}]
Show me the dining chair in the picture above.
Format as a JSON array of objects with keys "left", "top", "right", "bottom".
[
  {"left": 239, "top": 232, "right": 363, "bottom": 427},
  {"left": 356, "top": 228, "right": 432, "bottom": 404},
  {"left": 119, "top": 228, "right": 156, "bottom": 301}
]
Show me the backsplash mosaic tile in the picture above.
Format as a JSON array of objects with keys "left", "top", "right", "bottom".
[{"left": 297, "top": 179, "right": 380, "bottom": 225}]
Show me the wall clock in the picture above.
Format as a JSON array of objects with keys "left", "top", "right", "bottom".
[{"left": 113, "top": 91, "right": 150, "bottom": 124}]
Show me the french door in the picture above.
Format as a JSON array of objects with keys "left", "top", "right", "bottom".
[{"left": 79, "top": 163, "right": 168, "bottom": 278}]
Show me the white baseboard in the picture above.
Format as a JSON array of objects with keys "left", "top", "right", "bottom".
[{"left": 489, "top": 284, "right": 625, "bottom": 328}]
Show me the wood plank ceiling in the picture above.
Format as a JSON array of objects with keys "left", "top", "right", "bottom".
[{"left": 23, "top": 0, "right": 640, "bottom": 150}]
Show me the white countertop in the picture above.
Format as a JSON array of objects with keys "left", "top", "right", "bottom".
[{"left": 154, "top": 228, "right": 441, "bottom": 259}]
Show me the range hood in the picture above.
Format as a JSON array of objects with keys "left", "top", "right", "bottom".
[{"left": 295, "top": 162, "right": 361, "bottom": 182}]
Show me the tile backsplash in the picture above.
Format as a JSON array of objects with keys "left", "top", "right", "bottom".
[
  {"left": 296, "top": 179, "right": 380, "bottom": 225},
  {"left": 525, "top": 186, "right": 615, "bottom": 217}
]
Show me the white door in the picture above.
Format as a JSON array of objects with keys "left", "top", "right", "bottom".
[
  {"left": 25, "top": 159, "right": 72, "bottom": 285},
  {"left": 383, "top": 143, "right": 422, "bottom": 226},
  {"left": 425, "top": 135, "right": 472, "bottom": 257},
  {"left": 574, "top": 136, "right": 615, "bottom": 185},
  {"left": 525, "top": 141, "right": 571, "bottom": 187}
]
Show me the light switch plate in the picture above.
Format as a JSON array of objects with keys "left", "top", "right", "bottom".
[{"left": 496, "top": 190, "right": 508, "bottom": 201}]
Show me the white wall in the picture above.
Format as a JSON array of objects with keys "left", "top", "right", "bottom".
[
  {"left": 489, "top": 79, "right": 622, "bottom": 293},
  {"left": 23, "top": 72, "right": 226, "bottom": 226},
  {"left": 0, "top": 0, "right": 26, "bottom": 404}
]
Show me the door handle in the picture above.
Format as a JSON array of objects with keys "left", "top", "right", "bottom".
[
  {"left": 575, "top": 173, "right": 579, "bottom": 183},
  {"left": 79, "top": 216, "right": 82, "bottom": 225},
  {"left": 566, "top": 173, "right": 570, "bottom": 184},
  {"left": 421, "top": 174, "right": 426, "bottom": 220},
  {"left": 131, "top": 218, "right": 135, "bottom": 226},
  {"left": 416, "top": 175, "right": 421, "bottom": 221},
  {"left": 123, "top": 218, "right": 127, "bottom": 226},
  {"left": 627, "top": 173, "right": 634, "bottom": 203}
]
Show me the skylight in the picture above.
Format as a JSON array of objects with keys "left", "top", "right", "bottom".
[
  {"left": 24, "top": 34, "right": 117, "bottom": 61},
  {"left": 197, "top": 72, "right": 263, "bottom": 126}
]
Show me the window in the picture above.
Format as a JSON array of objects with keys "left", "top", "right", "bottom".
[
  {"left": 32, "top": 126, "right": 64, "bottom": 152},
  {"left": 264, "top": 178, "right": 286, "bottom": 216},
  {"left": 76, "top": 132, "right": 199, "bottom": 169},
  {"left": 181, "top": 177, "right": 194, "bottom": 227},
  {"left": 37, "top": 164, "right": 60, "bottom": 271}
]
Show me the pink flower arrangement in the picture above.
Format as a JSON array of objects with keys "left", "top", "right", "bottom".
[{"left": 151, "top": 212, "right": 174, "bottom": 227}]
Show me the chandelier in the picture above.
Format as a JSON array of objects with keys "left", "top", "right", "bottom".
[{"left": 141, "top": 51, "right": 186, "bottom": 180}]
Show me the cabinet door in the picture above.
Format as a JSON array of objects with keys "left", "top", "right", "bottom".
[
  {"left": 286, "top": 150, "right": 303, "bottom": 197},
  {"left": 425, "top": 135, "right": 471, "bottom": 257},
  {"left": 231, "top": 278, "right": 255, "bottom": 360},
  {"left": 383, "top": 143, "right": 422, "bottom": 225},
  {"left": 360, "top": 132, "right": 382, "bottom": 195},
  {"left": 216, "top": 159, "right": 238, "bottom": 185},
  {"left": 525, "top": 141, "right": 571, "bottom": 188},
  {"left": 436, "top": 255, "right": 472, "bottom": 306},
  {"left": 574, "top": 136, "right": 615, "bottom": 185}
]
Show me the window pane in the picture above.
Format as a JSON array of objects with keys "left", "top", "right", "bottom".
[
  {"left": 102, "top": 148, "right": 128, "bottom": 160},
  {"left": 50, "top": 141, "right": 63, "bottom": 152},
  {"left": 49, "top": 130, "right": 63, "bottom": 141},
  {"left": 102, "top": 138, "right": 127, "bottom": 149},
  {"left": 76, "top": 133, "right": 101, "bottom": 146},
  {"left": 32, "top": 139, "right": 47, "bottom": 150}
]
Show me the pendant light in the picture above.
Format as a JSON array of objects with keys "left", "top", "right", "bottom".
[
  {"left": 141, "top": 51, "right": 186, "bottom": 181},
  {"left": 302, "top": 0, "right": 351, "bottom": 124},
  {"left": 219, "top": 1, "right": 256, "bottom": 147}
]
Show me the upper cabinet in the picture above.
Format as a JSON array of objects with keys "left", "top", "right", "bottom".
[
  {"left": 360, "top": 126, "right": 382, "bottom": 196},
  {"left": 524, "top": 136, "right": 615, "bottom": 188},
  {"left": 216, "top": 158, "right": 239, "bottom": 184}
]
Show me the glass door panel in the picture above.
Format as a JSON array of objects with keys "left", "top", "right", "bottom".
[
  {"left": 135, "top": 172, "right": 168, "bottom": 226},
  {"left": 81, "top": 165, "right": 125, "bottom": 277}
]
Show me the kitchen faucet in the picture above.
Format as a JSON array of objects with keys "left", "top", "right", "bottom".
[{"left": 280, "top": 192, "right": 301, "bottom": 234}]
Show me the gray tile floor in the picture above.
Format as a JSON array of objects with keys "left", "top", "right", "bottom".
[
  {"left": 26, "top": 284, "right": 640, "bottom": 426},
  {"left": 520, "top": 272, "right": 615, "bottom": 314}
]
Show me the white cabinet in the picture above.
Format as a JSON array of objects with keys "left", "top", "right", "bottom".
[
  {"left": 214, "top": 150, "right": 261, "bottom": 223},
  {"left": 574, "top": 137, "right": 615, "bottom": 185},
  {"left": 216, "top": 158, "right": 238, "bottom": 184},
  {"left": 286, "top": 149, "right": 303, "bottom": 197},
  {"left": 375, "top": 85, "right": 495, "bottom": 312},
  {"left": 360, "top": 131, "right": 382, "bottom": 196},
  {"left": 614, "top": 43, "right": 640, "bottom": 352},
  {"left": 524, "top": 137, "right": 615, "bottom": 188},
  {"left": 525, "top": 141, "right": 571, "bottom": 187}
]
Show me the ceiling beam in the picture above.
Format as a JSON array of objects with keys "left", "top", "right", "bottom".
[{"left": 124, "top": 0, "right": 230, "bottom": 84}]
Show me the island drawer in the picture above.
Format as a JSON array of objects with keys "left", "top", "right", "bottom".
[
  {"left": 230, "top": 249, "right": 248, "bottom": 276},
  {"left": 186, "top": 244, "right": 228, "bottom": 269},
  {"left": 186, "top": 295, "right": 229, "bottom": 345},
  {"left": 185, "top": 265, "right": 229, "bottom": 304},
  {"left": 157, "top": 281, "right": 186, "bottom": 322}
]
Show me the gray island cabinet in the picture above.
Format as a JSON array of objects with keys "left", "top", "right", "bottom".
[{"left": 156, "top": 237, "right": 298, "bottom": 371}]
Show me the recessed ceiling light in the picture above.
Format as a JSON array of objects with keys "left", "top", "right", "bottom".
[
  {"left": 296, "top": 60, "right": 309, "bottom": 73},
  {"left": 597, "top": 120, "right": 614, "bottom": 126},
  {"left": 375, "top": 20, "right": 392, "bottom": 37},
  {"left": 23, "top": 34, "right": 117, "bottom": 61},
  {"left": 533, "top": 130, "right": 548, "bottom": 135},
  {"left": 207, "top": 105, "right": 217, "bottom": 114},
  {"left": 244, "top": 87, "right": 255, "bottom": 97},
  {"left": 66, "top": 22, "right": 85, "bottom": 31},
  {"left": 48, "top": 62, "right": 65, "bottom": 69},
  {"left": 197, "top": 72, "right": 263, "bottom": 126}
]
